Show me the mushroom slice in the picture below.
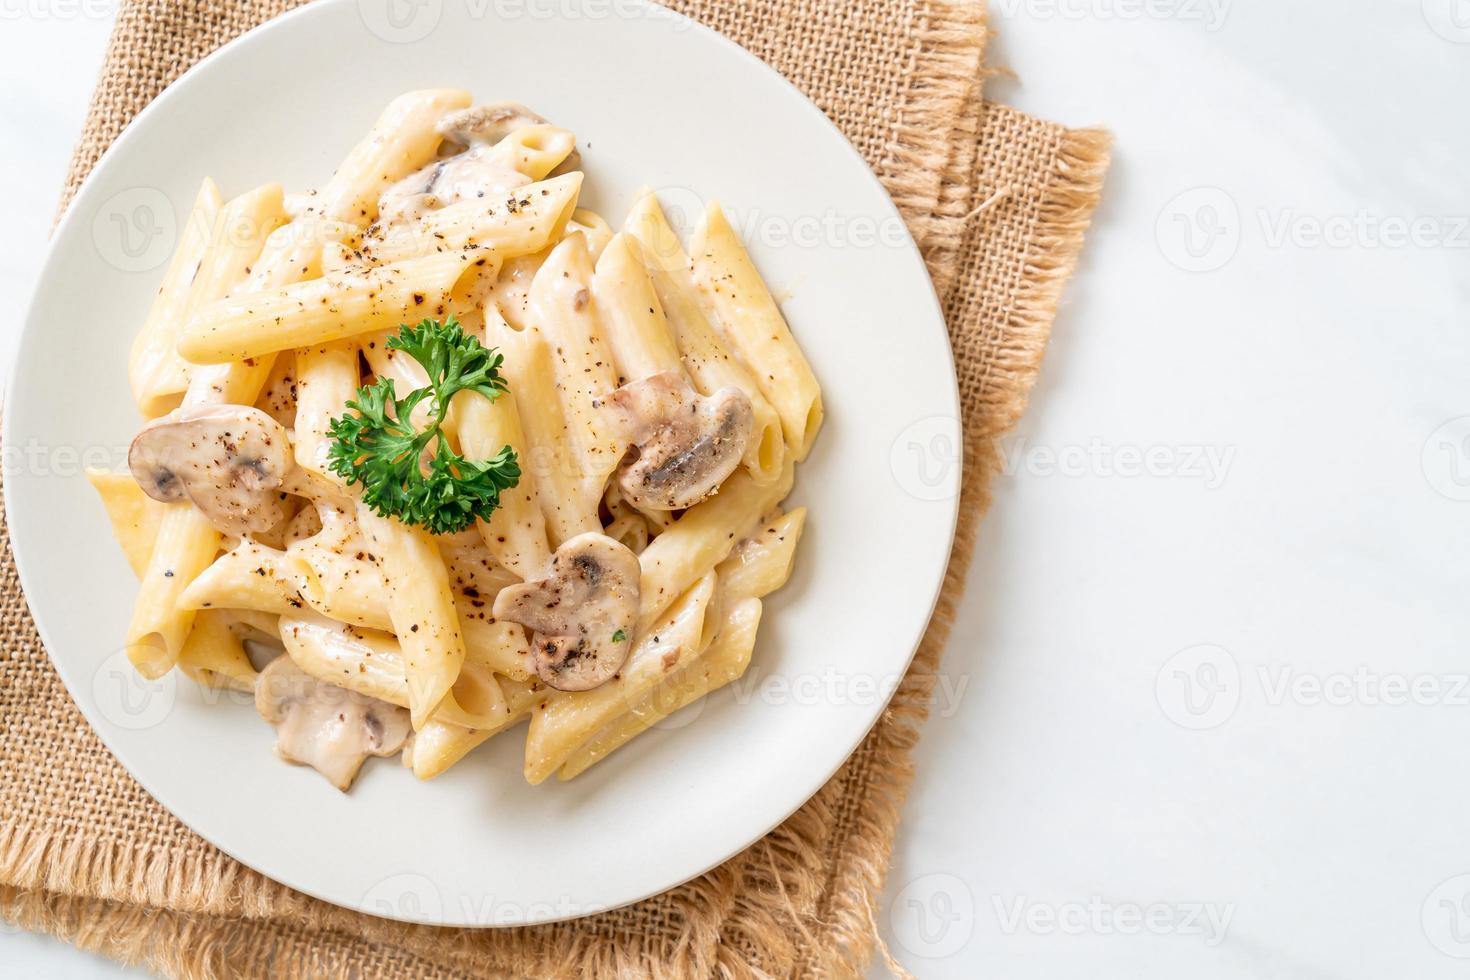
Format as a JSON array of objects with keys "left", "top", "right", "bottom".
[
  {"left": 128, "top": 404, "right": 292, "bottom": 535},
  {"left": 376, "top": 144, "right": 533, "bottom": 225},
  {"left": 255, "top": 655, "right": 410, "bottom": 791},
  {"left": 437, "top": 102, "right": 549, "bottom": 147},
  {"left": 492, "top": 533, "right": 640, "bottom": 692},
  {"left": 596, "top": 372, "right": 755, "bottom": 511}
]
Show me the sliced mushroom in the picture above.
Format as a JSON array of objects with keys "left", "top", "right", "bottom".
[
  {"left": 378, "top": 103, "right": 582, "bottom": 225},
  {"left": 437, "top": 102, "right": 549, "bottom": 146},
  {"left": 492, "top": 533, "right": 640, "bottom": 692},
  {"left": 255, "top": 655, "right": 410, "bottom": 791},
  {"left": 437, "top": 103, "right": 583, "bottom": 177},
  {"left": 377, "top": 146, "right": 533, "bottom": 225},
  {"left": 128, "top": 404, "right": 292, "bottom": 535},
  {"left": 596, "top": 372, "right": 755, "bottom": 511}
]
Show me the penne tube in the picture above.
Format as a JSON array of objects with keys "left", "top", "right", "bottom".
[
  {"left": 178, "top": 609, "right": 259, "bottom": 693},
  {"left": 288, "top": 506, "right": 393, "bottom": 629},
  {"left": 489, "top": 124, "right": 578, "bottom": 181},
  {"left": 405, "top": 677, "right": 542, "bottom": 780},
  {"left": 177, "top": 184, "right": 292, "bottom": 409},
  {"left": 558, "top": 596, "right": 761, "bottom": 780},
  {"left": 449, "top": 324, "right": 552, "bottom": 578},
  {"left": 363, "top": 172, "right": 583, "bottom": 264},
  {"left": 280, "top": 615, "right": 506, "bottom": 730},
  {"left": 435, "top": 528, "right": 519, "bottom": 597},
  {"left": 293, "top": 340, "right": 359, "bottom": 477},
  {"left": 457, "top": 605, "right": 532, "bottom": 680},
  {"left": 222, "top": 609, "right": 282, "bottom": 641},
  {"left": 525, "top": 233, "right": 624, "bottom": 521},
  {"left": 635, "top": 460, "right": 793, "bottom": 636},
  {"left": 255, "top": 347, "right": 298, "bottom": 428},
  {"left": 689, "top": 202, "right": 824, "bottom": 460},
  {"left": 128, "top": 184, "right": 291, "bottom": 677},
  {"left": 125, "top": 506, "right": 221, "bottom": 678},
  {"left": 356, "top": 507, "right": 468, "bottom": 728},
  {"left": 713, "top": 507, "right": 807, "bottom": 601},
  {"left": 128, "top": 178, "right": 222, "bottom": 417},
  {"left": 522, "top": 573, "right": 717, "bottom": 784},
  {"left": 554, "top": 508, "right": 802, "bottom": 779},
  {"left": 592, "top": 232, "right": 682, "bottom": 384},
  {"left": 183, "top": 90, "right": 471, "bottom": 402},
  {"left": 488, "top": 317, "right": 599, "bottom": 546},
  {"left": 485, "top": 249, "right": 547, "bottom": 331},
  {"left": 179, "top": 252, "right": 497, "bottom": 364},
  {"left": 567, "top": 208, "right": 613, "bottom": 262},
  {"left": 316, "top": 88, "right": 472, "bottom": 228},
  {"left": 291, "top": 525, "right": 527, "bottom": 675},
  {"left": 282, "top": 504, "right": 324, "bottom": 547},
  {"left": 624, "top": 192, "right": 785, "bottom": 483},
  {"left": 177, "top": 540, "right": 308, "bottom": 617},
  {"left": 86, "top": 469, "right": 165, "bottom": 577}
]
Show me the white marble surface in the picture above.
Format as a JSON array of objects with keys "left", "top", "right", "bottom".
[{"left": 3, "top": 1, "right": 1468, "bottom": 977}]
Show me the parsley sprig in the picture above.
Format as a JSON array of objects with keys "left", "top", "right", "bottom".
[{"left": 327, "top": 317, "right": 520, "bottom": 534}]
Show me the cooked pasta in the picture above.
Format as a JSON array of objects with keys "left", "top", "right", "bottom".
[{"left": 90, "top": 93, "right": 820, "bottom": 791}]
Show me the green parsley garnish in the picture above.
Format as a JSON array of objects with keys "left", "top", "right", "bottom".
[
  {"left": 612, "top": 629, "right": 627, "bottom": 643},
  {"left": 327, "top": 317, "right": 520, "bottom": 534}
]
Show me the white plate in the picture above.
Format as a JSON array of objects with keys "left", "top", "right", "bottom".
[{"left": 7, "top": 0, "right": 959, "bottom": 925}]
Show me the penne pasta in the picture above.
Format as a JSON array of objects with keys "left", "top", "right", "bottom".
[
  {"left": 711, "top": 507, "right": 807, "bottom": 601},
  {"left": 86, "top": 469, "right": 165, "bottom": 577},
  {"left": 524, "top": 233, "right": 625, "bottom": 523},
  {"left": 556, "top": 508, "right": 802, "bottom": 778},
  {"left": 356, "top": 507, "right": 468, "bottom": 728},
  {"left": 449, "top": 330, "right": 553, "bottom": 578},
  {"left": 488, "top": 124, "right": 578, "bottom": 180},
  {"left": 689, "top": 202, "right": 824, "bottom": 460},
  {"left": 125, "top": 506, "right": 221, "bottom": 678},
  {"left": 623, "top": 191, "right": 785, "bottom": 483},
  {"left": 522, "top": 572, "right": 717, "bottom": 783},
  {"left": 128, "top": 178, "right": 223, "bottom": 418},
  {"left": 178, "top": 540, "right": 308, "bottom": 617},
  {"left": 488, "top": 316, "right": 600, "bottom": 546},
  {"left": 280, "top": 614, "right": 507, "bottom": 730},
  {"left": 405, "top": 677, "right": 542, "bottom": 780},
  {"left": 179, "top": 252, "right": 497, "bottom": 364},
  {"left": 567, "top": 208, "right": 614, "bottom": 261},
  {"left": 634, "top": 460, "right": 793, "bottom": 636},
  {"left": 364, "top": 172, "right": 583, "bottom": 265},
  {"left": 95, "top": 91, "right": 823, "bottom": 793},
  {"left": 592, "top": 232, "right": 683, "bottom": 385},
  {"left": 293, "top": 340, "right": 359, "bottom": 477},
  {"left": 179, "top": 609, "right": 260, "bottom": 693},
  {"left": 558, "top": 597, "right": 760, "bottom": 780}
]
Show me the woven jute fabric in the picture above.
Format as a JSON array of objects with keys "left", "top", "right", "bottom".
[{"left": 0, "top": 0, "right": 1110, "bottom": 976}]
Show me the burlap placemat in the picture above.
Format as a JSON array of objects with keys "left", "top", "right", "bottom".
[{"left": 0, "top": 0, "right": 1109, "bottom": 975}]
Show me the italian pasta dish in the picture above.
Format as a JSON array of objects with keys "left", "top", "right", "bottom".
[{"left": 88, "top": 91, "right": 823, "bottom": 790}]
